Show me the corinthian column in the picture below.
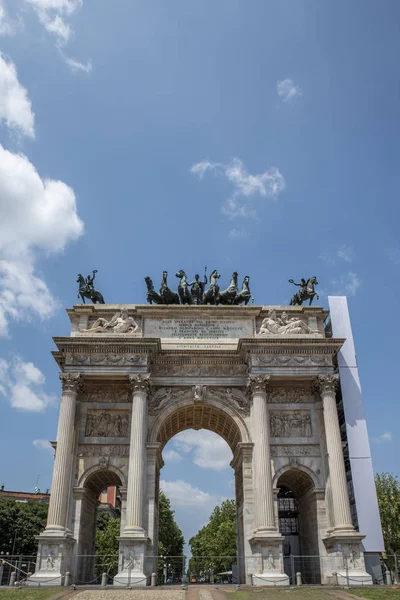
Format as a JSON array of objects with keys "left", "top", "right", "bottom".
[
  {"left": 46, "top": 373, "right": 81, "bottom": 534},
  {"left": 248, "top": 375, "right": 276, "bottom": 533},
  {"left": 123, "top": 374, "right": 150, "bottom": 537},
  {"left": 317, "top": 375, "right": 354, "bottom": 533}
]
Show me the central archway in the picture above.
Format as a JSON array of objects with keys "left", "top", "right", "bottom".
[{"left": 148, "top": 398, "right": 250, "bottom": 584}]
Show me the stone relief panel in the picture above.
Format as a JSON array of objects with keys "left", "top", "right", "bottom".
[
  {"left": 148, "top": 388, "right": 189, "bottom": 416},
  {"left": 208, "top": 387, "right": 250, "bottom": 417},
  {"left": 77, "top": 445, "right": 130, "bottom": 457},
  {"left": 270, "top": 410, "right": 312, "bottom": 437},
  {"left": 270, "top": 445, "right": 320, "bottom": 457},
  {"left": 80, "top": 384, "right": 130, "bottom": 403},
  {"left": 85, "top": 410, "right": 129, "bottom": 437},
  {"left": 40, "top": 547, "right": 59, "bottom": 571},
  {"left": 251, "top": 355, "right": 332, "bottom": 368},
  {"left": 261, "top": 546, "right": 278, "bottom": 572},
  {"left": 122, "top": 550, "right": 142, "bottom": 572},
  {"left": 268, "top": 387, "right": 311, "bottom": 403}
]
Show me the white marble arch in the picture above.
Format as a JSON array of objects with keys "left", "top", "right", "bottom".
[
  {"left": 272, "top": 462, "right": 320, "bottom": 491},
  {"left": 77, "top": 463, "right": 127, "bottom": 490},
  {"left": 148, "top": 395, "right": 251, "bottom": 451}
]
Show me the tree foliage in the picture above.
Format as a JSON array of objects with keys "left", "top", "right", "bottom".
[
  {"left": 158, "top": 490, "right": 185, "bottom": 557},
  {"left": 375, "top": 472, "right": 400, "bottom": 555},
  {"left": 0, "top": 497, "right": 48, "bottom": 556},
  {"left": 189, "top": 499, "right": 236, "bottom": 575},
  {"left": 95, "top": 513, "right": 120, "bottom": 577}
]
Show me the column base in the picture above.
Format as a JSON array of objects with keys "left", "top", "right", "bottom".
[
  {"left": 249, "top": 533, "right": 289, "bottom": 586},
  {"left": 114, "top": 537, "right": 148, "bottom": 587},
  {"left": 323, "top": 532, "right": 371, "bottom": 586},
  {"left": 28, "top": 535, "right": 75, "bottom": 587}
]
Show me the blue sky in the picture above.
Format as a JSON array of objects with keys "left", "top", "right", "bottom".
[{"left": 0, "top": 0, "right": 399, "bottom": 551}]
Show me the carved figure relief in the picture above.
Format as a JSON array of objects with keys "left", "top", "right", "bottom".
[
  {"left": 151, "top": 362, "right": 248, "bottom": 377},
  {"left": 43, "top": 551, "right": 57, "bottom": 571},
  {"left": 80, "top": 308, "right": 139, "bottom": 334},
  {"left": 208, "top": 387, "right": 251, "bottom": 416},
  {"left": 193, "top": 384, "right": 206, "bottom": 402},
  {"left": 347, "top": 546, "right": 361, "bottom": 570},
  {"left": 262, "top": 547, "right": 276, "bottom": 572},
  {"left": 85, "top": 411, "right": 129, "bottom": 437},
  {"left": 78, "top": 445, "right": 129, "bottom": 457},
  {"left": 270, "top": 411, "right": 312, "bottom": 437},
  {"left": 71, "top": 353, "right": 146, "bottom": 367},
  {"left": 268, "top": 388, "right": 310, "bottom": 403},
  {"left": 258, "top": 310, "right": 316, "bottom": 335},
  {"left": 148, "top": 388, "right": 189, "bottom": 416},
  {"left": 123, "top": 551, "right": 141, "bottom": 571}
]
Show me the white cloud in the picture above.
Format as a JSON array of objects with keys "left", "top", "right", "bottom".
[
  {"left": 277, "top": 78, "right": 302, "bottom": 102},
  {"left": 337, "top": 245, "right": 353, "bottom": 262},
  {"left": 163, "top": 449, "right": 182, "bottom": 463},
  {"left": 332, "top": 272, "right": 360, "bottom": 297},
  {"left": 0, "top": 0, "right": 16, "bottom": 35},
  {"left": 191, "top": 157, "right": 285, "bottom": 220},
  {"left": 0, "top": 144, "right": 84, "bottom": 335},
  {"left": 172, "top": 430, "right": 232, "bottom": 472},
  {"left": 24, "top": 0, "right": 81, "bottom": 44},
  {"left": 228, "top": 228, "right": 248, "bottom": 239},
  {"left": 0, "top": 53, "right": 35, "bottom": 138},
  {"left": 319, "top": 252, "right": 336, "bottom": 266},
  {"left": 33, "top": 438, "right": 54, "bottom": 452},
  {"left": 160, "top": 479, "right": 223, "bottom": 509},
  {"left": 0, "top": 356, "right": 55, "bottom": 411},
  {"left": 371, "top": 432, "right": 392, "bottom": 444},
  {"left": 63, "top": 55, "right": 92, "bottom": 73},
  {"left": 387, "top": 248, "right": 400, "bottom": 265}
]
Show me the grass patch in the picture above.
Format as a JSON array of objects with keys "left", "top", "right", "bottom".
[
  {"left": 0, "top": 590, "right": 62, "bottom": 600},
  {"left": 226, "top": 590, "right": 342, "bottom": 599},
  {"left": 348, "top": 589, "right": 400, "bottom": 599}
]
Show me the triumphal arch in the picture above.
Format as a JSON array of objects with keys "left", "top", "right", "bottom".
[{"left": 30, "top": 300, "right": 374, "bottom": 586}]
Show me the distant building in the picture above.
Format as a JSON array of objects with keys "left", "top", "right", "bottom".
[{"left": 0, "top": 485, "right": 50, "bottom": 503}]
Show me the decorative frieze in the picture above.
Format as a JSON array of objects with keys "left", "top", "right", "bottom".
[
  {"left": 270, "top": 410, "right": 312, "bottom": 437},
  {"left": 150, "top": 362, "right": 248, "bottom": 376},
  {"left": 77, "top": 444, "right": 129, "bottom": 457},
  {"left": 80, "top": 384, "right": 130, "bottom": 403},
  {"left": 251, "top": 355, "right": 332, "bottom": 367},
  {"left": 85, "top": 410, "right": 129, "bottom": 437},
  {"left": 270, "top": 444, "right": 320, "bottom": 457},
  {"left": 268, "top": 387, "right": 311, "bottom": 403},
  {"left": 68, "top": 353, "right": 147, "bottom": 367}
]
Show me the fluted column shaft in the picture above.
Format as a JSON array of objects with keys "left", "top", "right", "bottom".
[
  {"left": 318, "top": 375, "right": 354, "bottom": 532},
  {"left": 249, "top": 376, "right": 276, "bottom": 533},
  {"left": 46, "top": 374, "right": 81, "bottom": 532},
  {"left": 124, "top": 375, "right": 150, "bottom": 535}
]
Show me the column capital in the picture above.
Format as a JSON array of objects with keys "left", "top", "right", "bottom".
[
  {"left": 128, "top": 374, "right": 151, "bottom": 394},
  {"left": 313, "top": 374, "right": 339, "bottom": 395},
  {"left": 59, "top": 373, "right": 82, "bottom": 394},
  {"left": 247, "top": 374, "right": 271, "bottom": 396}
]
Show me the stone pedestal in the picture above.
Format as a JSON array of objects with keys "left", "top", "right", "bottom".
[
  {"left": 28, "top": 537, "right": 75, "bottom": 586},
  {"left": 323, "top": 535, "right": 372, "bottom": 586},
  {"left": 113, "top": 539, "right": 148, "bottom": 587},
  {"left": 250, "top": 535, "right": 289, "bottom": 586}
]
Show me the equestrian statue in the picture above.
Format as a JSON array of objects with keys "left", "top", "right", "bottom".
[
  {"left": 289, "top": 277, "right": 319, "bottom": 306},
  {"left": 77, "top": 270, "right": 105, "bottom": 304}
]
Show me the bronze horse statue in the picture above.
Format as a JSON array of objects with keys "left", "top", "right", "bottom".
[
  {"left": 234, "top": 275, "right": 253, "bottom": 305},
  {"left": 160, "top": 271, "right": 180, "bottom": 305},
  {"left": 77, "top": 273, "right": 105, "bottom": 304},
  {"left": 145, "top": 276, "right": 162, "bottom": 304},
  {"left": 203, "top": 270, "right": 221, "bottom": 305},
  {"left": 176, "top": 270, "right": 192, "bottom": 304},
  {"left": 289, "top": 276, "right": 319, "bottom": 306},
  {"left": 218, "top": 271, "right": 238, "bottom": 305}
]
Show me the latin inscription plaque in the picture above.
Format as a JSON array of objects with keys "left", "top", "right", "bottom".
[{"left": 144, "top": 318, "right": 254, "bottom": 340}]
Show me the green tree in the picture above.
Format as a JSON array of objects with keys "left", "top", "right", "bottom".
[
  {"left": 189, "top": 499, "right": 236, "bottom": 576},
  {"left": 375, "top": 472, "right": 400, "bottom": 556},
  {"left": 0, "top": 497, "right": 48, "bottom": 556},
  {"left": 95, "top": 513, "right": 120, "bottom": 577},
  {"left": 158, "top": 490, "right": 184, "bottom": 557}
]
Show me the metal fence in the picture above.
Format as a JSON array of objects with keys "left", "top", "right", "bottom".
[{"left": 1, "top": 552, "right": 399, "bottom": 587}]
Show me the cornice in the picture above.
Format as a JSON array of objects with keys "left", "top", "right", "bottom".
[
  {"left": 53, "top": 337, "right": 161, "bottom": 354},
  {"left": 238, "top": 337, "right": 345, "bottom": 355}
]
